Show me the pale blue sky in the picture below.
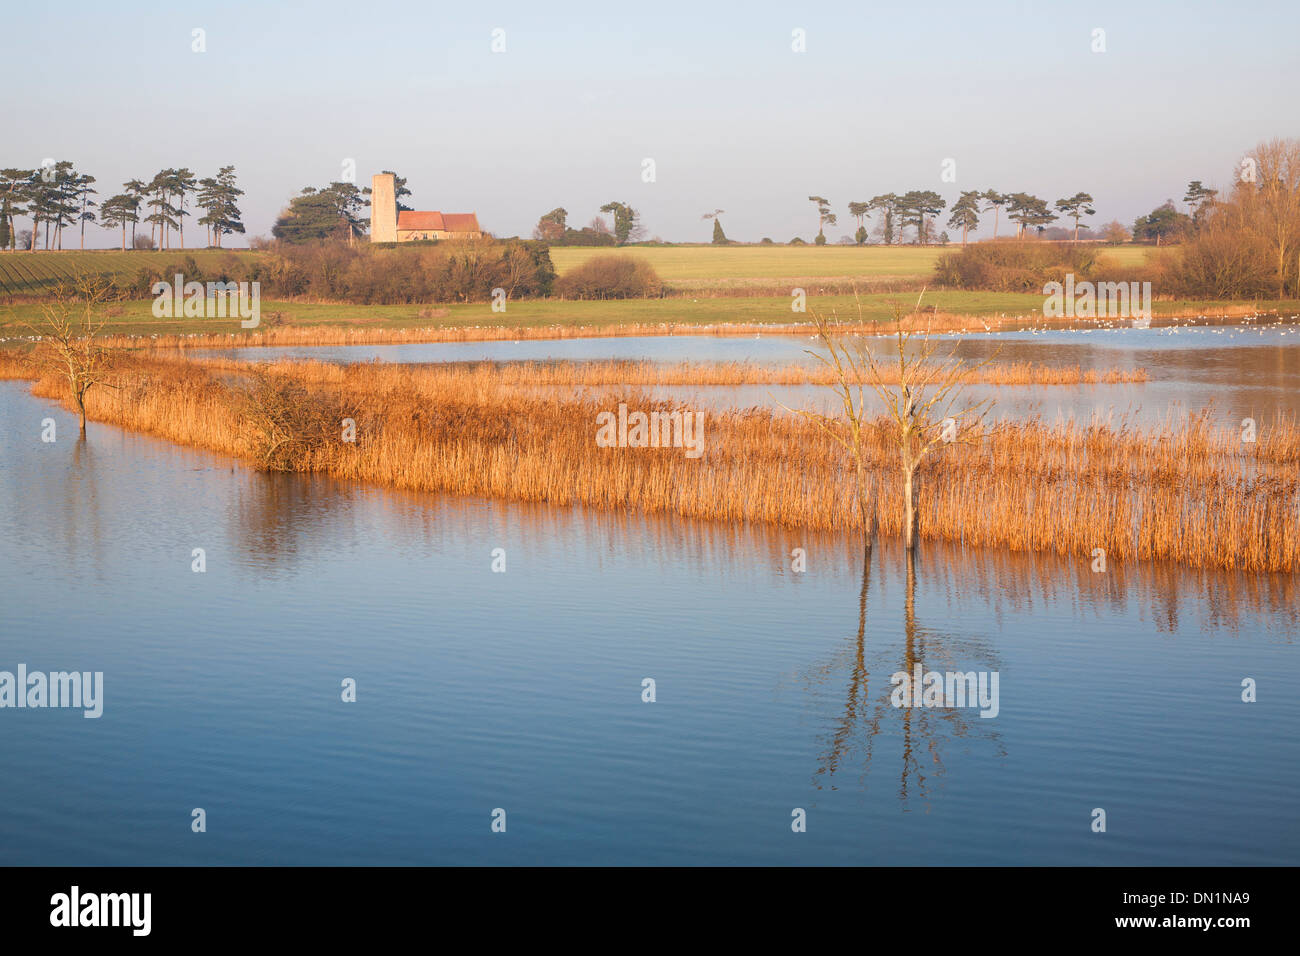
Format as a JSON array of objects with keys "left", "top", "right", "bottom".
[{"left": 5, "top": 0, "right": 1297, "bottom": 245}]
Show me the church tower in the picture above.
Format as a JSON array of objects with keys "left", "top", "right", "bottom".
[{"left": 369, "top": 172, "right": 398, "bottom": 242}]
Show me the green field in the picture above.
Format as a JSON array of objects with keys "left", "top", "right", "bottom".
[
  {"left": 1095, "top": 246, "right": 1152, "bottom": 268},
  {"left": 0, "top": 291, "right": 1050, "bottom": 339},
  {"left": 0, "top": 249, "right": 260, "bottom": 296},
  {"left": 0, "top": 244, "right": 1156, "bottom": 298},
  {"left": 549, "top": 244, "right": 946, "bottom": 279},
  {"left": 4, "top": 289, "right": 1283, "bottom": 344},
  {"left": 553, "top": 243, "right": 1151, "bottom": 279}
]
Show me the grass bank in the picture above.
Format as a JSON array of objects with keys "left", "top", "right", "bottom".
[{"left": 5, "top": 293, "right": 1293, "bottom": 348}]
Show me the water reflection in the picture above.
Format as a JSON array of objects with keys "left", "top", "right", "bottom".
[
  {"left": 3, "top": 380, "right": 1298, "bottom": 864},
  {"left": 806, "top": 544, "right": 1005, "bottom": 803},
  {"left": 219, "top": 466, "right": 1300, "bottom": 635},
  {"left": 200, "top": 317, "right": 1300, "bottom": 424}
]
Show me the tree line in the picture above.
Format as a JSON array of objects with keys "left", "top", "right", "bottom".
[
  {"left": 935, "top": 138, "right": 1300, "bottom": 298},
  {"left": 0, "top": 163, "right": 245, "bottom": 252},
  {"left": 828, "top": 190, "right": 1095, "bottom": 246}
]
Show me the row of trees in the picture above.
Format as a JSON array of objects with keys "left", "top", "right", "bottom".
[
  {"left": 828, "top": 190, "right": 1096, "bottom": 246},
  {"left": 933, "top": 140, "right": 1300, "bottom": 298},
  {"left": 532, "top": 203, "right": 643, "bottom": 245},
  {"left": 528, "top": 180, "right": 1240, "bottom": 248},
  {"left": 0, "top": 164, "right": 245, "bottom": 252}
]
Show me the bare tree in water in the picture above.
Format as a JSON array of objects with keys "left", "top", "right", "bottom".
[
  {"left": 795, "top": 291, "right": 995, "bottom": 552},
  {"left": 26, "top": 276, "right": 117, "bottom": 436}
]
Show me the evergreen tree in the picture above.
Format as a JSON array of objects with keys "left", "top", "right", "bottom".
[
  {"left": 273, "top": 182, "right": 367, "bottom": 243},
  {"left": 1054, "top": 192, "right": 1096, "bottom": 241},
  {"left": 74, "top": 174, "right": 97, "bottom": 250},
  {"left": 896, "top": 190, "right": 946, "bottom": 245},
  {"left": 702, "top": 208, "right": 726, "bottom": 244},
  {"left": 808, "top": 196, "right": 836, "bottom": 242},
  {"left": 197, "top": 166, "right": 245, "bottom": 247},
  {"left": 982, "top": 190, "right": 1008, "bottom": 239},
  {"left": 599, "top": 201, "right": 639, "bottom": 245},
  {"left": 947, "top": 190, "right": 982, "bottom": 245},
  {"left": 868, "top": 193, "right": 899, "bottom": 244}
]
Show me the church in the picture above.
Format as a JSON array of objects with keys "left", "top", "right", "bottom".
[{"left": 369, "top": 172, "right": 482, "bottom": 242}]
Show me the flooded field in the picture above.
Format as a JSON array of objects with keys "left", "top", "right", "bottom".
[
  {"left": 2, "top": 379, "right": 1297, "bottom": 865},
  {"left": 201, "top": 317, "right": 1300, "bottom": 424}
]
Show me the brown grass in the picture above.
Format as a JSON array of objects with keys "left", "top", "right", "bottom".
[
  {"left": 2, "top": 349, "right": 1295, "bottom": 573},
  {"left": 185, "top": 356, "right": 1149, "bottom": 387}
]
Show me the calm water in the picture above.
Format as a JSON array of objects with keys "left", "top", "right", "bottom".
[
  {"left": 2, "top": 380, "right": 1297, "bottom": 865},
  {"left": 203, "top": 318, "right": 1300, "bottom": 424}
]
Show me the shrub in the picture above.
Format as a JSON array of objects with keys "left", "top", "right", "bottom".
[
  {"left": 554, "top": 254, "right": 662, "bottom": 299},
  {"left": 235, "top": 367, "right": 359, "bottom": 471},
  {"left": 122, "top": 239, "right": 557, "bottom": 304},
  {"left": 934, "top": 241, "right": 1104, "bottom": 292},
  {"left": 1167, "top": 226, "right": 1276, "bottom": 299},
  {"left": 558, "top": 227, "right": 617, "bottom": 247}
]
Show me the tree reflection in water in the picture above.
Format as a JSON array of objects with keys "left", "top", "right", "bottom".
[{"left": 806, "top": 543, "right": 1005, "bottom": 805}]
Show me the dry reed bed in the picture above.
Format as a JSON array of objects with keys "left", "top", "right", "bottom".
[
  {"left": 186, "top": 355, "right": 1149, "bottom": 387},
  {"left": 102, "top": 319, "right": 1004, "bottom": 350},
  {"left": 3, "top": 351, "right": 1296, "bottom": 572}
]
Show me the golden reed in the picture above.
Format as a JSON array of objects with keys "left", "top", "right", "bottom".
[
  {"left": 185, "top": 356, "right": 1149, "bottom": 387},
  {"left": 2, "top": 350, "right": 1295, "bottom": 573}
]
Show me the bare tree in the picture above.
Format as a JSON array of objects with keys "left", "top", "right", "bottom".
[
  {"left": 790, "top": 292, "right": 996, "bottom": 552},
  {"left": 24, "top": 277, "right": 118, "bottom": 436},
  {"left": 1241, "top": 138, "right": 1300, "bottom": 297}
]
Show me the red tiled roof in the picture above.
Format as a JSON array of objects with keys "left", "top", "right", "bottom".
[
  {"left": 396, "top": 211, "right": 481, "bottom": 233},
  {"left": 397, "top": 211, "right": 444, "bottom": 231},
  {"left": 442, "top": 213, "right": 481, "bottom": 233}
]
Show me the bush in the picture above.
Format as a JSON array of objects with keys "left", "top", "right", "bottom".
[
  {"left": 554, "top": 254, "right": 662, "bottom": 299},
  {"left": 235, "top": 367, "right": 359, "bottom": 471},
  {"left": 789, "top": 237, "right": 806, "bottom": 246},
  {"left": 1166, "top": 226, "right": 1276, "bottom": 299},
  {"left": 934, "top": 241, "right": 1104, "bottom": 292},
  {"left": 125, "top": 239, "right": 556, "bottom": 305},
  {"left": 557, "top": 227, "right": 617, "bottom": 247}
]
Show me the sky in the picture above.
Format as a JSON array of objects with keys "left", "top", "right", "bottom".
[{"left": 5, "top": 0, "right": 1298, "bottom": 247}]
